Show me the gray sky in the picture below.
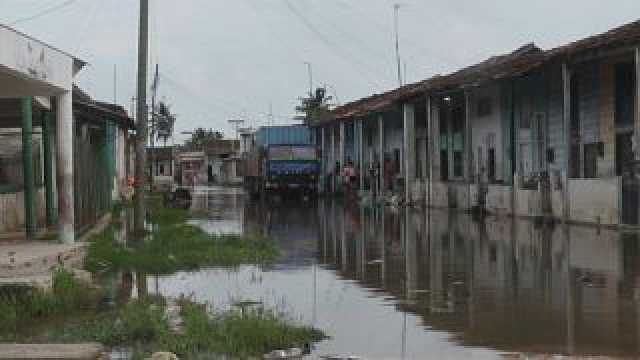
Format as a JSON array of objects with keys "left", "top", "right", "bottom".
[{"left": 2, "top": 0, "right": 639, "bottom": 141}]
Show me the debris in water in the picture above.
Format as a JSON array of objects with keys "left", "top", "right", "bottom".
[{"left": 263, "top": 347, "right": 303, "bottom": 359}]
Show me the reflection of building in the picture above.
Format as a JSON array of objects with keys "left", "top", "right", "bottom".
[{"left": 315, "top": 200, "right": 640, "bottom": 357}]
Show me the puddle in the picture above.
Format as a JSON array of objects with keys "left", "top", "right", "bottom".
[{"left": 151, "top": 186, "right": 640, "bottom": 359}]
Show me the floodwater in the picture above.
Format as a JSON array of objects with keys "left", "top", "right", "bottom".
[{"left": 154, "top": 187, "right": 640, "bottom": 359}]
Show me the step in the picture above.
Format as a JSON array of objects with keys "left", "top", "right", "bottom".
[{"left": 0, "top": 343, "right": 103, "bottom": 359}]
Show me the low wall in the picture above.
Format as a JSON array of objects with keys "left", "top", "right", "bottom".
[
  {"left": 0, "top": 188, "right": 46, "bottom": 233},
  {"left": 569, "top": 177, "right": 620, "bottom": 225},
  {"left": 485, "top": 185, "right": 512, "bottom": 215},
  {"left": 430, "top": 181, "right": 449, "bottom": 208},
  {"left": 410, "top": 179, "right": 425, "bottom": 204}
]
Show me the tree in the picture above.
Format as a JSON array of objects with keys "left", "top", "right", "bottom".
[
  {"left": 184, "top": 127, "right": 224, "bottom": 150},
  {"left": 154, "top": 100, "right": 176, "bottom": 144},
  {"left": 295, "top": 87, "right": 333, "bottom": 125}
]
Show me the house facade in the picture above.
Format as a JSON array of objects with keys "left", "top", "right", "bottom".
[{"left": 316, "top": 19, "right": 640, "bottom": 227}]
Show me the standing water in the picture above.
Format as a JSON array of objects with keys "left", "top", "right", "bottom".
[{"left": 152, "top": 186, "right": 640, "bottom": 359}]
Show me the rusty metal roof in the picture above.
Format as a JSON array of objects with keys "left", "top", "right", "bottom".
[{"left": 331, "top": 19, "right": 640, "bottom": 122}]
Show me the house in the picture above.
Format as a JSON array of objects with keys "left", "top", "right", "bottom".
[
  {"left": 317, "top": 18, "right": 640, "bottom": 227},
  {"left": 0, "top": 24, "right": 134, "bottom": 241},
  {"left": 148, "top": 146, "right": 175, "bottom": 191}
]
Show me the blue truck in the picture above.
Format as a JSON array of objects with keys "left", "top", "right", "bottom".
[{"left": 245, "top": 125, "right": 320, "bottom": 198}]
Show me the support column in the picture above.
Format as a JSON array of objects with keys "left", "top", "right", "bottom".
[
  {"left": 321, "top": 127, "right": 326, "bottom": 193},
  {"left": 56, "top": 91, "right": 74, "bottom": 243},
  {"left": 330, "top": 125, "right": 336, "bottom": 193},
  {"left": 106, "top": 121, "right": 115, "bottom": 208},
  {"left": 636, "top": 48, "right": 640, "bottom": 160},
  {"left": 378, "top": 115, "right": 385, "bottom": 197},
  {"left": 562, "top": 63, "right": 571, "bottom": 222},
  {"left": 21, "top": 97, "right": 36, "bottom": 238},
  {"left": 358, "top": 119, "right": 365, "bottom": 191},
  {"left": 42, "top": 110, "right": 56, "bottom": 226},
  {"left": 465, "top": 91, "right": 473, "bottom": 210},
  {"left": 339, "top": 122, "right": 346, "bottom": 167},
  {"left": 426, "top": 96, "right": 433, "bottom": 209},
  {"left": 339, "top": 121, "right": 345, "bottom": 193},
  {"left": 403, "top": 103, "right": 416, "bottom": 203}
]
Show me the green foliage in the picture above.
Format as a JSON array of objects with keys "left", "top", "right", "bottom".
[
  {"left": 163, "top": 302, "right": 325, "bottom": 357},
  {"left": 0, "top": 268, "right": 97, "bottom": 340},
  {"left": 295, "top": 87, "right": 333, "bottom": 125},
  {"left": 86, "top": 224, "right": 278, "bottom": 274},
  {"left": 86, "top": 201, "right": 278, "bottom": 275},
  {"left": 58, "top": 299, "right": 170, "bottom": 347},
  {"left": 58, "top": 299, "right": 325, "bottom": 358},
  {"left": 183, "top": 127, "right": 224, "bottom": 149}
]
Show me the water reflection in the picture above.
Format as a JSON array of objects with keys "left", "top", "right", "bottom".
[{"left": 156, "top": 188, "right": 640, "bottom": 358}]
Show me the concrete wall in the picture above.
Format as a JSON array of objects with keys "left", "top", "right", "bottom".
[
  {"left": 569, "top": 178, "right": 620, "bottom": 225},
  {"left": 485, "top": 185, "right": 512, "bottom": 215},
  {"left": 0, "top": 188, "right": 46, "bottom": 233},
  {"left": 470, "top": 84, "right": 504, "bottom": 183}
]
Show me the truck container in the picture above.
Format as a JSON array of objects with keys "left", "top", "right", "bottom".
[
  {"left": 245, "top": 125, "right": 319, "bottom": 198},
  {"left": 254, "top": 125, "right": 315, "bottom": 148}
]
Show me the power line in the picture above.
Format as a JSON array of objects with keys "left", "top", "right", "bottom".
[
  {"left": 9, "top": 0, "right": 78, "bottom": 26},
  {"left": 282, "top": 0, "right": 384, "bottom": 90}
]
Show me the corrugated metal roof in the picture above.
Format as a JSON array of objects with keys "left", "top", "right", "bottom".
[{"left": 330, "top": 18, "right": 640, "bottom": 122}]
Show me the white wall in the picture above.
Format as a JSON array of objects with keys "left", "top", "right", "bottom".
[{"left": 569, "top": 178, "right": 620, "bottom": 225}]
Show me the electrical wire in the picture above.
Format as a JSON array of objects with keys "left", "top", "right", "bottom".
[
  {"left": 9, "top": 0, "right": 78, "bottom": 26},
  {"left": 282, "top": 0, "right": 384, "bottom": 90}
]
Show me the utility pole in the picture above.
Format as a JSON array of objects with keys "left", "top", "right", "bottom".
[
  {"left": 304, "top": 62, "right": 313, "bottom": 96},
  {"left": 113, "top": 64, "right": 117, "bottom": 105},
  {"left": 394, "top": 3, "right": 403, "bottom": 87},
  {"left": 149, "top": 63, "right": 159, "bottom": 190},
  {"left": 134, "top": 0, "right": 149, "bottom": 234}
]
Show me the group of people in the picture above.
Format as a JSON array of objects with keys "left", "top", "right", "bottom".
[{"left": 333, "top": 156, "right": 399, "bottom": 195}]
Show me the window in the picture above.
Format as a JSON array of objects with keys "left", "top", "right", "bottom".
[
  {"left": 488, "top": 148, "right": 496, "bottom": 182},
  {"left": 477, "top": 97, "right": 492, "bottom": 117},
  {"left": 453, "top": 151, "right": 463, "bottom": 178},
  {"left": 583, "top": 144, "right": 598, "bottom": 178},
  {"left": 159, "top": 164, "right": 165, "bottom": 176},
  {"left": 440, "top": 150, "right": 448, "bottom": 181},
  {"left": 569, "top": 144, "right": 581, "bottom": 178}
]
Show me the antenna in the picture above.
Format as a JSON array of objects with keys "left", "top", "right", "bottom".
[{"left": 394, "top": 3, "right": 403, "bottom": 87}]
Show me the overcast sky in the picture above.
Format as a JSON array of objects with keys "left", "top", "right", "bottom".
[{"left": 1, "top": 0, "right": 639, "bottom": 141}]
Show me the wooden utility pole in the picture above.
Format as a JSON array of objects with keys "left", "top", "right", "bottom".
[
  {"left": 150, "top": 63, "right": 159, "bottom": 190},
  {"left": 134, "top": 0, "right": 149, "bottom": 234}
]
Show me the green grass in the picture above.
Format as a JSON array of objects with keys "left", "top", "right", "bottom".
[
  {"left": 0, "top": 268, "right": 99, "bottom": 341},
  {"left": 166, "top": 302, "right": 325, "bottom": 357},
  {"left": 85, "top": 201, "right": 278, "bottom": 275},
  {"left": 56, "top": 298, "right": 325, "bottom": 358}
]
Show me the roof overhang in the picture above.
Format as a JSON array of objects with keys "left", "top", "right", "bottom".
[{"left": 0, "top": 24, "right": 83, "bottom": 98}]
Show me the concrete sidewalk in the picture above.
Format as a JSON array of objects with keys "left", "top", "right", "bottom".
[
  {"left": 0, "top": 343, "right": 103, "bottom": 359},
  {"left": 0, "top": 242, "right": 86, "bottom": 279}
]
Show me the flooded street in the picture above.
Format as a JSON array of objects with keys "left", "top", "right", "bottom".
[{"left": 154, "top": 187, "right": 640, "bottom": 359}]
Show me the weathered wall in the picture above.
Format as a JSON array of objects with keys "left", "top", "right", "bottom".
[
  {"left": 0, "top": 188, "right": 46, "bottom": 233},
  {"left": 470, "top": 84, "right": 504, "bottom": 183},
  {"left": 569, "top": 178, "right": 620, "bottom": 225}
]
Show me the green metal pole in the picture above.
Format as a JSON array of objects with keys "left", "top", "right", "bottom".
[
  {"left": 106, "top": 120, "right": 115, "bottom": 208},
  {"left": 42, "top": 110, "right": 56, "bottom": 226},
  {"left": 21, "top": 97, "right": 36, "bottom": 238}
]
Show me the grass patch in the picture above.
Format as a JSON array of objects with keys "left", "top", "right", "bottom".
[
  {"left": 167, "top": 302, "right": 325, "bottom": 357},
  {"left": 56, "top": 298, "right": 325, "bottom": 358},
  {"left": 85, "top": 225, "right": 278, "bottom": 274},
  {"left": 0, "top": 268, "right": 99, "bottom": 341},
  {"left": 85, "top": 200, "right": 278, "bottom": 274}
]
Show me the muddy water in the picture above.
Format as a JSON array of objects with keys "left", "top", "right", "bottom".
[{"left": 154, "top": 187, "right": 640, "bottom": 359}]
